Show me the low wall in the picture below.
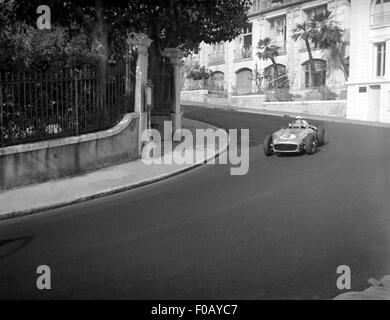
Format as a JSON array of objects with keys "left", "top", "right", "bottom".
[
  {"left": 261, "top": 100, "right": 347, "bottom": 117},
  {"left": 181, "top": 90, "right": 208, "bottom": 104},
  {"left": 182, "top": 91, "right": 347, "bottom": 118},
  {"left": 181, "top": 90, "right": 228, "bottom": 106},
  {"left": 230, "top": 95, "right": 346, "bottom": 117},
  {"left": 229, "top": 95, "right": 266, "bottom": 109},
  {"left": 0, "top": 113, "right": 140, "bottom": 190}
]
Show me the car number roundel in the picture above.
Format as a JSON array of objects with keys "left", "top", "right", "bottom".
[{"left": 280, "top": 134, "right": 296, "bottom": 140}]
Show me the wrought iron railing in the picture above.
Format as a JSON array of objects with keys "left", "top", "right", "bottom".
[
  {"left": 234, "top": 47, "right": 253, "bottom": 61},
  {"left": 0, "top": 62, "right": 134, "bottom": 147},
  {"left": 372, "top": 11, "right": 390, "bottom": 26},
  {"left": 272, "top": 40, "right": 287, "bottom": 54},
  {"left": 208, "top": 51, "right": 225, "bottom": 65}
]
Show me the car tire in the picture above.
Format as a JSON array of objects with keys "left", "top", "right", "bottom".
[
  {"left": 263, "top": 134, "right": 274, "bottom": 157},
  {"left": 305, "top": 134, "right": 317, "bottom": 155},
  {"left": 317, "top": 126, "right": 325, "bottom": 146}
]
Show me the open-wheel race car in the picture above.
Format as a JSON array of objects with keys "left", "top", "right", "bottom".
[{"left": 263, "top": 116, "right": 325, "bottom": 156}]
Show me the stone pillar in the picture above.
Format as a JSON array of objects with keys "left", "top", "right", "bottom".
[
  {"left": 126, "top": 32, "right": 153, "bottom": 153},
  {"left": 162, "top": 48, "right": 183, "bottom": 138}
]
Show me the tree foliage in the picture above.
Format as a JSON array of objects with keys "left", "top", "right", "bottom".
[
  {"left": 311, "top": 13, "right": 349, "bottom": 80},
  {"left": 8, "top": 0, "right": 252, "bottom": 59},
  {"left": 256, "top": 37, "right": 280, "bottom": 73},
  {"left": 292, "top": 9, "right": 348, "bottom": 85},
  {"left": 0, "top": 0, "right": 99, "bottom": 73}
]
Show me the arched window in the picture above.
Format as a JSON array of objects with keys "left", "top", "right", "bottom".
[
  {"left": 302, "top": 59, "right": 326, "bottom": 88},
  {"left": 264, "top": 64, "right": 287, "bottom": 89},
  {"left": 372, "top": 0, "right": 390, "bottom": 25},
  {"left": 211, "top": 71, "right": 225, "bottom": 90},
  {"left": 236, "top": 68, "right": 253, "bottom": 95}
]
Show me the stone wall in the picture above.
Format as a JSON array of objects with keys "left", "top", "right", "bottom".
[{"left": 0, "top": 113, "right": 140, "bottom": 190}]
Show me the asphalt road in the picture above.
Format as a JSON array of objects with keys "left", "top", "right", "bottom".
[{"left": 1, "top": 105, "right": 390, "bottom": 299}]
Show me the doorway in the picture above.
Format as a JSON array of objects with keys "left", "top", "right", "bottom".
[{"left": 368, "top": 85, "right": 381, "bottom": 121}]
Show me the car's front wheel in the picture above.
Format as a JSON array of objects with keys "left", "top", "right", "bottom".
[
  {"left": 263, "top": 134, "right": 274, "bottom": 157},
  {"left": 305, "top": 134, "right": 317, "bottom": 155}
]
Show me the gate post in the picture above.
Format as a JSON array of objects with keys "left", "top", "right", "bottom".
[
  {"left": 162, "top": 48, "right": 183, "bottom": 138},
  {"left": 126, "top": 32, "right": 153, "bottom": 154}
]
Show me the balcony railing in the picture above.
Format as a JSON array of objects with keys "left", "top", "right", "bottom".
[
  {"left": 272, "top": 41, "right": 287, "bottom": 54},
  {"left": 372, "top": 11, "right": 390, "bottom": 26},
  {"left": 208, "top": 51, "right": 225, "bottom": 65},
  {"left": 250, "top": 0, "right": 296, "bottom": 14},
  {"left": 234, "top": 47, "right": 253, "bottom": 61}
]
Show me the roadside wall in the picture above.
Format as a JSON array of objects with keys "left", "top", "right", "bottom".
[
  {"left": 0, "top": 113, "right": 140, "bottom": 190},
  {"left": 181, "top": 91, "right": 347, "bottom": 118},
  {"left": 181, "top": 90, "right": 208, "bottom": 104},
  {"left": 260, "top": 100, "right": 347, "bottom": 117}
]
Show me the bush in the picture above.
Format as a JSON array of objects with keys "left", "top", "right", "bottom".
[
  {"left": 303, "top": 87, "right": 337, "bottom": 101},
  {"left": 0, "top": 22, "right": 99, "bottom": 73}
]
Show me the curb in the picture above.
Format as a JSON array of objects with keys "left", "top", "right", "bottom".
[
  {"left": 182, "top": 102, "right": 390, "bottom": 129},
  {"left": 0, "top": 119, "right": 229, "bottom": 221}
]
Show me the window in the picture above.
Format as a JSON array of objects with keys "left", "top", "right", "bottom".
[
  {"left": 242, "top": 23, "right": 253, "bottom": 49},
  {"left": 268, "top": 15, "right": 287, "bottom": 52},
  {"left": 373, "top": 0, "right": 390, "bottom": 25},
  {"left": 264, "top": 64, "right": 287, "bottom": 89},
  {"left": 211, "top": 71, "right": 225, "bottom": 91},
  {"left": 305, "top": 4, "right": 327, "bottom": 20},
  {"left": 235, "top": 23, "right": 253, "bottom": 61},
  {"left": 375, "top": 42, "right": 386, "bottom": 76},
  {"left": 302, "top": 59, "right": 326, "bottom": 87}
]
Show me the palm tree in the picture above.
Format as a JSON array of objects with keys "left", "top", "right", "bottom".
[
  {"left": 314, "top": 20, "right": 349, "bottom": 80},
  {"left": 257, "top": 37, "right": 280, "bottom": 75},
  {"left": 293, "top": 10, "right": 348, "bottom": 85},
  {"left": 256, "top": 37, "right": 282, "bottom": 89},
  {"left": 292, "top": 20, "right": 317, "bottom": 87}
]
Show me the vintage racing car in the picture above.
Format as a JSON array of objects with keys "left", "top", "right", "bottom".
[{"left": 263, "top": 116, "right": 325, "bottom": 156}]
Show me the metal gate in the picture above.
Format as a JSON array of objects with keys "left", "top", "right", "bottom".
[{"left": 150, "top": 57, "right": 174, "bottom": 114}]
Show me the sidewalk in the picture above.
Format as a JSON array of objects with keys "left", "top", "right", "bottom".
[
  {"left": 182, "top": 101, "right": 390, "bottom": 129},
  {"left": 0, "top": 118, "right": 229, "bottom": 221},
  {"left": 334, "top": 276, "right": 390, "bottom": 300}
]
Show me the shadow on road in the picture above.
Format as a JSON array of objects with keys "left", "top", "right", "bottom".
[{"left": 0, "top": 236, "right": 34, "bottom": 260}]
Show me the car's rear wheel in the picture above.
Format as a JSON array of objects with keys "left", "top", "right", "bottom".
[
  {"left": 305, "top": 134, "right": 317, "bottom": 155},
  {"left": 263, "top": 134, "right": 274, "bottom": 157},
  {"left": 317, "top": 126, "right": 325, "bottom": 146}
]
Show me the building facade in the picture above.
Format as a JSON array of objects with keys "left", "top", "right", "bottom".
[
  {"left": 188, "top": 0, "right": 350, "bottom": 100},
  {"left": 346, "top": 0, "right": 390, "bottom": 122}
]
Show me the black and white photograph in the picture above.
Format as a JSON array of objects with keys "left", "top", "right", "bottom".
[{"left": 0, "top": 0, "right": 390, "bottom": 306}]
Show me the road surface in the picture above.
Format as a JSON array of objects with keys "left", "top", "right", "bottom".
[{"left": 1, "top": 105, "right": 390, "bottom": 299}]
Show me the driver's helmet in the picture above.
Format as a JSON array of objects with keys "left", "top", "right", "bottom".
[
  {"left": 295, "top": 116, "right": 309, "bottom": 127},
  {"left": 292, "top": 116, "right": 309, "bottom": 127}
]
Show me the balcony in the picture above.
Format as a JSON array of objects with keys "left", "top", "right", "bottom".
[
  {"left": 234, "top": 47, "right": 253, "bottom": 61},
  {"left": 208, "top": 51, "right": 225, "bottom": 65},
  {"left": 272, "top": 40, "right": 287, "bottom": 54},
  {"left": 250, "top": 0, "right": 296, "bottom": 14},
  {"left": 372, "top": 11, "right": 390, "bottom": 27}
]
